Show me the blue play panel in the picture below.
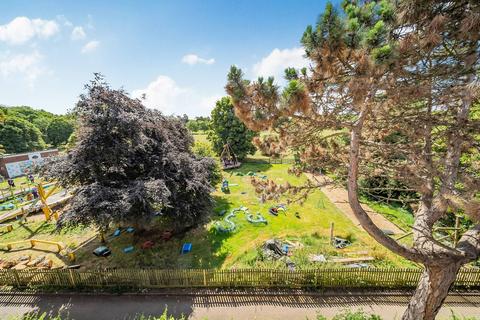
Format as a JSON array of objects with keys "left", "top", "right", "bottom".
[{"left": 181, "top": 242, "right": 192, "bottom": 254}]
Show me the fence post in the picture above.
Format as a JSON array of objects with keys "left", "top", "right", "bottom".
[
  {"left": 203, "top": 270, "right": 207, "bottom": 286},
  {"left": 13, "top": 270, "right": 21, "bottom": 287},
  {"left": 330, "top": 222, "right": 334, "bottom": 244},
  {"left": 68, "top": 269, "right": 77, "bottom": 288}
]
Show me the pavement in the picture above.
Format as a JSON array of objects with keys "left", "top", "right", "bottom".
[{"left": 0, "top": 290, "right": 479, "bottom": 319}]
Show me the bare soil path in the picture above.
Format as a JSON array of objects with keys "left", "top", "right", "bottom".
[{"left": 304, "top": 173, "right": 404, "bottom": 235}]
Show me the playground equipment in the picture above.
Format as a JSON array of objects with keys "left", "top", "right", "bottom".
[
  {"left": 123, "top": 246, "right": 134, "bottom": 253},
  {"left": 221, "top": 179, "right": 230, "bottom": 193},
  {"left": 269, "top": 204, "right": 287, "bottom": 216},
  {"left": 2, "top": 239, "right": 64, "bottom": 252},
  {"left": 0, "top": 182, "right": 66, "bottom": 225},
  {"left": 0, "top": 203, "right": 15, "bottom": 211},
  {"left": 141, "top": 240, "right": 155, "bottom": 249},
  {"left": 214, "top": 206, "right": 250, "bottom": 233},
  {"left": 0, "top": 238, "right": 75, "bottom": 260},
  {"left": 93, "top": 246, "right": 111, "bottom": 257},
  {"left": 181, "top": 242, "right": 192, "bottom": 254},
  {"left": 215, "top": 211, "right": 237, "bottom": 233},
  {"left": 220, "top": 143, "right": 241, "bottom": 170},
  {"left": 0, "top": 224, "right": 13, "bottom": 232},
  {"left": 220, "top": 179, "right": 238, "bottom": 193},
  {"left": 37, "top": 183, "right": 59, "bottom": 220},
  {"left": 246, "top": 213, "right": 268, "bottom": 225}
]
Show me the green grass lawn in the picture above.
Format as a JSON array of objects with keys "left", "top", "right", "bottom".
[
  {"left": 192, "top": 133, "right": 209, "bottom": 144},
  {"left": 0, "top": 163, "right": 413, "bottom": 270},
  {"left": 360, "top": 196, "right": 414, "bottom": 232},
  {"left": 73, "top": 163, "right": 412, "bottom": 269}
]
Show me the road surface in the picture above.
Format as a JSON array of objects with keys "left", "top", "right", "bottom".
[{"left": 0, "top": 291, "right": 479, "bottom": 319}]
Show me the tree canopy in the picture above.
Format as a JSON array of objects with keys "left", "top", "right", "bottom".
[
  {"left": 0, "top": 105, "right": 74, "bottom": 151},
  {"left": 207, "top": 97, "right": 256, "bottom": 160},
  {"left": 0, "top": 116, "right": 46, "bottom": 153},
  {"left": 44, "top": 75, "right": 220, "bottom": 230},
  {"left": 226, "top": 1, "right": 480, "bottom": 319},
  {"left": 186, "top": 116, "right": 210, "bottom": 132},
  {"left": 46, "top": 118, "right": 75, "bottom": 147}
]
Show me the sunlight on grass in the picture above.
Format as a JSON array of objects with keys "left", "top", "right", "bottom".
[{"left": 0, "top": 163, "right": 413, "bottom": 269}]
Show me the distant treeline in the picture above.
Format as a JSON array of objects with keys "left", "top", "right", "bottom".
[
  {"left": 0, "top": 105, "right": 75, "bottom": 155},
  {"left": 186, "top": 116, "right": 210, "bottom": 132}
]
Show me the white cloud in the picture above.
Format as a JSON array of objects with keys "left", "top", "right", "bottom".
[
  {"left": 0, "top": 17, "right": 59, "bottom": 45},
  {"left": 200, "top": 94, "right": 222, "bottom": 111},
  {"left": 0, "top": 51, "right": 48, "bottom": 84},
  {"left": 56, "top": 15, "right": 73, "bottom": 27},
  {"left": 81, "top": 40, "right": 100, "bottom": 54},
  {"left": 71, "top": 26, "right": 86, "bottom": 40},
  {"left": 132, "top": 75, "right": 219, "bottom": 116},
  {"left": 252, "top": 47, "right": 308, "bottom": 80},
  {"left": 181, "top": 54, "right": 215, "bottom": 65}
]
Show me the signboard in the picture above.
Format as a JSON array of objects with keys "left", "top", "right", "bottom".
[{"left": 5, "top": 152, "right": 46, "bottom": 178}]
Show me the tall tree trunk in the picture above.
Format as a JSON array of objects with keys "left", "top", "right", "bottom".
[{"left": 402, "top": 262, "right": 462, "bottom": 320}]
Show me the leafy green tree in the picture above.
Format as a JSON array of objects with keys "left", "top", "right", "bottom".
[
  {"left": 207, "top": 97, "right": 256, "bottom": 160},
  {"left": 46, "top": 118, "right": 74, "bottom": 146},
  {"left": 187, "top": 116, "right": 210, "bottom": 133},
  {"left": 0, "top": 116, "right": 46, "bottom": 153},
  {"left": 32, "top": 117, "right": 51, "bottom": 137},
  {"left": 193, "top": 141, "right": 215, "bottom": 158},
  {"left": 65, "top": 131, "right": 77, "bottom": 151}
]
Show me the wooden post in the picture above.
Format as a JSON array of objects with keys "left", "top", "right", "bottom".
[
  {"left": 68, "top": 269, "right": 77, "bottom": 287},
  {"left": 203, "top": 270, "right": 207, "bottom": 286},
  {"left": 453, "top": 215, "right": 460, "bottom": 247},
  {"left": 12, "top": 269, "right": 21, "bottom": 287},
  {"left": 68, "top": 252, "right": 76, "bottom": 262},
  {"left": 100, "top": 231, "right": 106, "bottom": 243},
  {"left": 20, "top": 207, "right": 26, "bottom": 223},
  {"left": 330, "top": 222, "right": 334, "bottom": 245}
]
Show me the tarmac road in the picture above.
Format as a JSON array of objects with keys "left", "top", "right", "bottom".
[{"left": 0, "top": 290, "right": 479, "bottom": 319}]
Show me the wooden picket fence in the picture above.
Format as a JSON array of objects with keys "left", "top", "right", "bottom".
[
  {"left": 1, "top": 268, "right": 480, "bottom": 289},
  {"left": 244, "top": 157, "right": 296, "bottom": 165}
]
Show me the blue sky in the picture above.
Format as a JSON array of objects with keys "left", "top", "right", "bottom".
[{"left": 0, "top": 0, "right": 331, "bottom": 116}]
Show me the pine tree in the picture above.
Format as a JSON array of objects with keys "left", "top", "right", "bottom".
[{"left": 226, "top": 1, "right": 480, "bottom": 319}]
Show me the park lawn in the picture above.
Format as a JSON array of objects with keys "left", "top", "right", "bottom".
[
  {"left": 360, "top": 196, "right": 414, "bottom": 232},
  {"left": 74, "top": 163, "right": 413, "bottom": 269},
  {"left": 0, "top": 163, "right": 413, "bottom": 269},
  {"left": 192, "top": 133, "right": 209, "bottom": 144}
]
